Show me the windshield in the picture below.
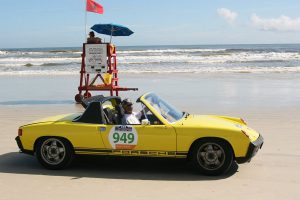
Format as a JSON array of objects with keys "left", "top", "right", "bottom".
[{"left": 144, "top": 93, "right": 184, "bottom": 123}]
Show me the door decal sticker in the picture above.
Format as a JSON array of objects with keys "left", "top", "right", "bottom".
[{"left": 108, "top": 125, "right": 138, "bottom": 149}]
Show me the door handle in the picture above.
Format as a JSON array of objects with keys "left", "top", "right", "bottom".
[{"left": 99, "top": 126, "right": 106, "bottom": 132}]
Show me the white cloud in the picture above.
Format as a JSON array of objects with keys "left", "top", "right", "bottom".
[
  {"left": 217, "top": 8, "right": 238, "bottom": 25},
  {"left": 251, "top": 14, "right": 300, "bottom": 32}
]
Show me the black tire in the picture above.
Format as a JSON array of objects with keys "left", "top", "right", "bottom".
[
  {"left": 191, "top": 138, "right": 233, "bottom": 176},
  {"left": 36, "top": 137, "right": 74, "bottom": 170}
]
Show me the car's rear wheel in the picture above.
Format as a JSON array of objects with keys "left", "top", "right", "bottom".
[
  {"left": 36, "top": 137, "right": 74, "bottom": 170},
  {"left": 191, "top": 138, "right": 233, "bottom": 176}
]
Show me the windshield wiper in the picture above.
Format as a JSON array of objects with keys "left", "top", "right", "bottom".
[
  {"left": 186, "top": 112, "right": 190, "bottom": 118},
  {"left": 183, "top": 111, "right": 190, "bottom": 118}
]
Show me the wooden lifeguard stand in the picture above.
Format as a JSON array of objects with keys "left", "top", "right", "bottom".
[{"left": 75, "top": 43, "right": 138, "bottom": 103}]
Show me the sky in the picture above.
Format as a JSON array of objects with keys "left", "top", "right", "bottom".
[{"left": 1, "top": 0, "right": 300, "bottom": 48}]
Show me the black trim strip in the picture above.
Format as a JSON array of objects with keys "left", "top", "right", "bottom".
[
  {"left": 74, "top": 147, "right": 188, "bottom": 156},
  {"left": 75, "top": 148, "right": 113, "bottom": 153},
  {"left": 15, "top": 136, "right": 23, "bottom": 150},
  {"left": 176, "top": 152, "right": 187, "bottom": 155}
]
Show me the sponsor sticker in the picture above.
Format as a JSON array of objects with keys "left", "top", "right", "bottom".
[{"left": 108, "top": 125, "right": 138, "bottom": 150}]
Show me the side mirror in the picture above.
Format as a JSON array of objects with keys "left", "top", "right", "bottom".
[{"left": 141, "top": 119, "right": 150, "bottom": 125}]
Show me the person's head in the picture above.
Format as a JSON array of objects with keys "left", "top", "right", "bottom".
[
  {"left": 122, "top": 98, "right": 133, "bottom": 114},
  {"left": 89, "top": 31, "right": 95, "bottom": 38}
]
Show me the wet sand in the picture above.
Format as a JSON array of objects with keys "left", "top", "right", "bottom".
[{"left": 0, "top": 73, "right": 300, "bottom": 200}]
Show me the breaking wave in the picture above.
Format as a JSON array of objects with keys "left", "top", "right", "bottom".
[{"left": 1, "top": 44, "right": 300, "bottom": 75}]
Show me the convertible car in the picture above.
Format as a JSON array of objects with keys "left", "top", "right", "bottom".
[{"left": 16, "top": 92, "right": 263, "bottom": 175}]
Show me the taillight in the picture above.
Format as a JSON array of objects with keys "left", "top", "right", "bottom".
[{"left": 18, "top": 129, "right": 22, "bottom": 136}]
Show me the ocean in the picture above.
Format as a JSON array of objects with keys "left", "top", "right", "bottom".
[{"left": 1, "top": 44, "right": 300, "bottom": 75}]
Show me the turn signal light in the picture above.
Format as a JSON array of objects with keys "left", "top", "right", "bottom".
[
  {"left": 240, "top": 118, "right": 247, "bottom": 125},
  {"left": 241, "top": 130, "right": 250, "bottom": 138},
  {"left": 18, "top": 129, "right": 22, "bottom": 136}
]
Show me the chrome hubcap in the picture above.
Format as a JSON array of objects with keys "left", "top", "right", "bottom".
[
  {"left": 41, "top": 138, "right": 66, "bottom": 165},
  {"left": 197, "top": 143, "right": 225, "bottom": 171}
]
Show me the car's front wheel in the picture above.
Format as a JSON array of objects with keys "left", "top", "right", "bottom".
[
  {"left": 191, "top": 138, "right": 233, "bottom": 176},
  {"left": 36, "top": 137, "right": 74, "bottom": 170}
]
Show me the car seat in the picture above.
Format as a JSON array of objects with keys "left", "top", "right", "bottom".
[
  {"left": 115, "top": 104, "right": 125, "bottom": 124},
  {"left": 103, "top": 108, "right": 114, "bottom": 124}
]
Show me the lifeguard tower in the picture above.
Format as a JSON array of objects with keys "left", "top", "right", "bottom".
[{"left": 74, "top": 43, "right": 138, "bottom": 103}]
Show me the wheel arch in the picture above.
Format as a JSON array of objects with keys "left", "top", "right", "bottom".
[
  {"left": 186, "top": 137, "right": 235, "bottom": 161},
  {"left": 33, "top": 136, "right": 75, "bottom": 154}
]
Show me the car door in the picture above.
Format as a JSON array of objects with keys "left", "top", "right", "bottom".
[
  {"left": 65, "top": 122, "right": 107, "bottom": 155},
  {"left": 99, "top": 123, "right": 177, "bottom": 157}
]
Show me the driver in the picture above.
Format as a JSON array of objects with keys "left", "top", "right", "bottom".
[{"left": 121, "top": 98, "right": 143, "bottom": 124}]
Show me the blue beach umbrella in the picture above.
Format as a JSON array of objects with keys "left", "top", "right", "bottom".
[{"left": 91, "top": 23, "right": 134, "bottom": 42}]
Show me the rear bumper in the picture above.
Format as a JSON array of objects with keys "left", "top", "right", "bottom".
[
  {"left": 236, "top": 134, "right": 264, "bottom": 164},
  {"left": 15, "top": 136, "right": 34, "bottom": 155}
]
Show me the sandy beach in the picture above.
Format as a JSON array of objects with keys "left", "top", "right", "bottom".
[
  {"left": 0, "top": 73, "right": 300, "bottom": 200},
  {"left": 1, "top": 0, "right": 300, "bottom": 198}
]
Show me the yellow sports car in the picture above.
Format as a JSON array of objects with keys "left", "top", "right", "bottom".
[{"left": 16, "top": 92, "right": 263, "bottom": 175}]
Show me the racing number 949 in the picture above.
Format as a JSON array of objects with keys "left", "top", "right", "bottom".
[{"left": 113, "top": 132, "right": 134, "bottom": 144}]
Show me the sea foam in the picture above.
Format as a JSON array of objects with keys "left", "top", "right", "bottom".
[{"left": 1, "top": 44, "right": 300, "bottom": 75}]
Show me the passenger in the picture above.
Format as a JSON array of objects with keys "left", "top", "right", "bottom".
[
  {"left": 121, "top": 98, "right": 143, "bottom": 125},
  {"left": 87, "top": 31, "right": 101, "bottom": 44}
]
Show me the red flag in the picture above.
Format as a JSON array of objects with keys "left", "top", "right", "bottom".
[{"left": 86, "top": 0, "right": 104, "bottom": 14}]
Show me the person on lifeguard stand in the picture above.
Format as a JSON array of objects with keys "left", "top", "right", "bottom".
[{"left": 87, "top": 31, "right": 101, "bottom": 44}]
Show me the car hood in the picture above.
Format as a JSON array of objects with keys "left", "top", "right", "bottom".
[
  {"left": 22, "top": 113, "right": 81, "bottom": 126},
  {"left": 175, "top": 114, "right": 259, "bottom": 141},
  {"left": 176, "top": 114, "right": 243, "bottom": 128}
]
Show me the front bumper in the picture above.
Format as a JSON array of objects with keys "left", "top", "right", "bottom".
[
  {"left": 15, "top": 136, "right": 34, "bottom": 155},
  {"left": 236, "top": 134, "right": 264, "bottom": 164}
]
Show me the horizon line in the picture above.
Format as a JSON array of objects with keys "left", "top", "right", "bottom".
[{"left": 1, "top": 43, "right": 300, "bottom": 50}]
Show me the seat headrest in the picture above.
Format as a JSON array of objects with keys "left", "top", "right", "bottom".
[{"left": 116, "top": 104, "right": 125, "bottom": 116}]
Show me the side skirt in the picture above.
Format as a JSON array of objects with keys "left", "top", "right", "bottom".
[{"left": 74, "top": 148, "right": 188, "bottom": 158}]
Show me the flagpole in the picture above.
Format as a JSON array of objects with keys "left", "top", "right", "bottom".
[{"left": 84, "top": 0, "right": 87, "bottom": 42}]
